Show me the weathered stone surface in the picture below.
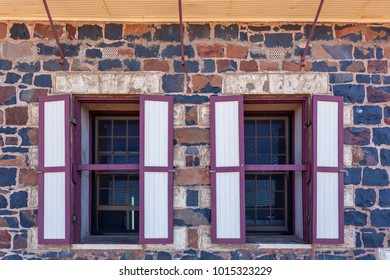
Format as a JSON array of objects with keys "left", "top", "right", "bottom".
[
  {"left": 379, "top": 189, "right": 390, "bottom": 207},
  {"left": 54, "top": 72, "right": 161, "bottom": 94},
  {"left": 353, "top": 105, "right": 382, "bottom": 125},
  {"left": 339, "top": 61, "right": 366, "bottom": 72},
  {"left": 175, "top": 168, "right": 210, "bottom": 185},
  {"left": 200, "top": 251, "right": 222, "bottom": 260},
  {"left": 143, "top": 59, "right": 169, "bottom": 72},
  {"left": 321, "top": 44, "right": 353, "bottom": 59},
  {"left": 10, "top": 191, "right": 28, "bottom": 208},
  {"left": 34, "top": 23, "right": 63, "bottom": 39},
  {"left": 381, "top": 149, "right": 390, "bottom": 166},
  {"left": 335, "top": 24, "right": 363, "bottom": 41},
  {"left": 18, "top": 128, "right": 38, "bottom": 146},
  {"left": 0, "top": 195, "right": 7, "bottom": 208},
  {"left": 304, "top": 25, "right": 334, "bottom": 41},
  {"left": 175, "top": 128, "right": 209, "bottom": 145},
  {"left": 5, "top": 72, "right": 21, "bottom": 84},
  {"left": 345, "top": 209, "right": 367, "bottom": 226},
  {"left": 162, "top": 45, "right": 195, "bottom": 58},
  {"left": 154, "top": 24, "right": 180, "bottom": 42},
  {"left": 188, "top": 24, "right": 210, "bottom": 41},
  {"left": 371, "top": 210, "right": 390, "bottom": 227},
  {"left": 78, "top": 25, "right": 102, "bottom": 40},
  {"left": 0, "top": 155, "right": 24, "bottom": 166},
  {"left": 3, "top": 42, "right": 34, "bottom": 58},
  {"left": 311, "top": 61, "right": 338, "bottom": 72},
  {"left": 356, "top": 74, "right": 371, "bottom": 84},
  {"left": 187, "top": 228, "right": 198, "bottom": 248},
  {"left": 173, "top": 94, "right": 209, "bottom": 104},
  {"left": 355, "top": 147, "right": 379, "bottom": 166},
  {"left": 0, "top": 59, "right": 12, "bottom": 71},
  {"left": 373, "top": 128, "right": 390, "bottom": 145},
  {"left": 265, "top": 33, "right": 293, "bottom": 48},
  {"left": 367, "top": 60, "right": 388, "bottom": 73},
  {"left": 329, "top": 73, "right": 353, "bottom": 84},
  {"left": 362, "top": 167, "right": 389, "bottom": 186},
  {"left": 0, "top": 230, "right": 11, "bottom": 249},
  {"left": 19, "top": 169, "right": 38, "bottom": 186},
  {"left": 162, "top": 74, "right": 184, "bottom": 93},
  {"left": 20, "top": 210, "right": 37, "bottom": 228},
  {"left": 174, "top": 60, "right": 199, "bottom": 73},
  {"left": 0, "top": 22, "right": 6, "bottom": 39},
  {"left": 105, "top": 23, "right": 122, "bottom": 40},
  {"left": 157, "top": 252, "right": 172, "bottom": 260},
  {"left": 354, "top": 46, "right": 375, "bottom": 59},
  {"left": 20, "top": 88, "right": 48, "bottom": 103},
  {"left": 186, "top": 190, "right": 198, "bottom": 206},
  {"left": 362, "top": 231, "right": 385, "bottom": 248},
  {"left": 344, "top": 127, "right": 370, "bottom": 145},
  {"left": 223, "top": 73, "right": 328, "bottom": 95},
  {"left": 217, "top": 60, "right": 237, "bottom": 73},
  {"left": 98, "top": 59, "right": 123, "bottom": 71},
  {"left": 13, "top": 232, "right": 27, "bottom": 249},
  {"left": 367, "top": 86, "right": 390, "bottom": 103},
  {"left": 355, "top": 188, "right": 376, "bottom": 207},
  {"left": 226, "top": 44, "right": 248, "bottom": 59},
  {"left": 5, "top": 107, "right": 28, "bottom": 125},
  {"left": 123, "top": 59, "right": 140, "bottom": 71},
  {"left": 214, "top": 24, "right": 238, "bottom": 40},
  {"left": 15, "top": 61, "right": 41, "bottom": 73},
  {"left": 344, "top": 168, "right": 362, "bottom": 185},
  {"left": 0, "top": 86, "right": 16, "bottom": 105},
  {"left": 174, "top": 208, "right": 210, "bottom": 226},
  {"left": 10, "top": 23, "right": 30, "bottom": 39},
  {"left": 197, "top": 44, "right": 224, "bottom": 58},
  {"left": 240, "top": 60, "right": 259, "bottom": 72}
]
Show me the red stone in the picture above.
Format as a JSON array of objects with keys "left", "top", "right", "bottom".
[
  {"left": 0, "top": 86, "right": 16, "bottom": 105},
  {"left": 335, "top": 25, "right": 363, "bottom": 39},
  {"left": 240, "top": 60, "right": 258, "bottom": 72},
  {"left": 365, "top": 27, "right": 387, "bottom": 42},
  {"left": 188, "top": 228, "right": 198, "bottom": 248},
  {"left": 174, "top": 128, "right": 209, "bottom": 145},
  {"left": 0, "top": 110, "right": 3, "bottom": 124},
  {"left": 13, "top": 235, "right": 27, "bottom": 250},
  {"left": 384, "top": 48, "right": 390, "bottom": 59},
  {"left": 0, "top": 230, "right": 11, "bottom": 249},
  {"left": 0, "top": 155, "right": 24, "bottom": 166},
  {"left": 186, "top": 156, "right": 194, "bottom": 166},
  {"left": 367, "top": 60, "right": 388, "bottom": 73},
  {"left": 28, "top": 128, "right": 39, "bottom": 145},
  {"left": 66, "top": 24, "right": 77, "bottom": 40},
  {"left": 209, "top": 75, "right": 222, "bottom": 88},
  {"left": 71, "top": 60, "right": 97, "bottom": 71},
  {"left": 175, "top": 168, "right": 210, "bottom": 185},
  {"left": 197, "top": 44, "right": 224, "bottom": 58},
  {"left": 118, "top": 49, "right": 134, "bottom": 57},
  {"left": 282, "top": 61, "right": 311, "bottom": 72},
  {"left": 192, "top": 75, "right": 209, "bottom": 92},
  {"left": 19, "top": 169, "right": 38, "bottom": 186},
  {"left": 124, "top": 24, "right": 150, "bottom": 35},
  {"left": 34, "top": 23, "right": 64, "bottom": 39},
  {"left": 344, "top": 61, "right": 366, "bottom": 72},
  {"left": 5, "top": 136, "right": 18, "bottom": 146},
  {"left": 3, "top": 42, "right": 34, "bottom": 58},
  {"left": 143, "top": 59, "right": 169, "bottom": 72},
  {"left": 0, "top": 23, "right": 7, "bottom": 39},
  {"left": 260, "top": 61, "right": 280, "bottom": 71},
  {"left": 226, "top": 44, "right": 248, "bottom": 59},
  {"left": 185, "top": 106, "right": 197, "bottom": 125},
  {"left": 5, "top": 107, "right": 28, "bottom": 126}
]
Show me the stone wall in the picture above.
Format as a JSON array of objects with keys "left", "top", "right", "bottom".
[{"left": 0, "top": 21, "right": 389, "bottom": 260}]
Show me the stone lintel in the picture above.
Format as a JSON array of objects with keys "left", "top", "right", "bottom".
[
  {"left": 53, "top": 72, "right": 162, "bottom": 94},
  {"left": 223, "top": 73, "right": 329, "bottom": 95}
]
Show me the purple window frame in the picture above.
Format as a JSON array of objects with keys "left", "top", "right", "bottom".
[
  {"left": 73, "top": 97, "right": 140, "bottom": 243},
  {"left": 139, "top": 95, "right": 174, "bottom": 244},
  {"left": 312, "top": 95, "right": 344, "bottom": 244},
  {"left": 210, "top": 95, "right": 246, "bottom": 244},
  {"left": 38, "top": 94, "right": 71, "bottom": 244}
]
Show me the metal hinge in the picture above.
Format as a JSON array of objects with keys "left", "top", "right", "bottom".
[
  {"left": 305, "top": 120, "right": 312, "bottom": 127},
  {"left": 72, "top": 215, "right": 78, "bottom": 222},
  {"left": 305, "top": 213, "right": 312, "bottom": 222},
  {"left": 70, "top": 116, "right": 78, "bottom": 125}
]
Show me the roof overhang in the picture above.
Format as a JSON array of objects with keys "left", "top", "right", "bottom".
[{"left": 1, "top": 0, "right": 390, "bottom": 23}]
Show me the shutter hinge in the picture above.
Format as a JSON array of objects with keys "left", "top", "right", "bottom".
[
  {"left": 305, "top": 213, "right": 312, "bottom": 222},
  {"left": 305, "top": 120, "right": 312, "bottom": 127},
  {"left": 70, "top": 116, "right": 78, "bottom": 125},
  {"left": 72, "top": 215, "right": 78, "bottom": 222}
]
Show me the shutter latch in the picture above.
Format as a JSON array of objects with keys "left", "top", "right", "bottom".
[
  {"left": 168, "top": 166, "right": 177, "bottom": 176},
  {"left": 206, "top": 165, "right": 216, "bottom": 174},
  {"left": 72, "top": 215, "right": 78, "bottom": 222},
  {"left": 70, "top": 116, "right": 78, "bottom": 125},
  {"left": 305, "top": 120, "right": 312, "bottom": 127},
  {"left": 305, "top": 213, "right": 312, "bottom": 222}
]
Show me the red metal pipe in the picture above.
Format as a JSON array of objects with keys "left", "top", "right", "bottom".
[
  {"left": 301, "top": 0, "right": 325, "bottom": 71},
  {"left": 178, "top": 0, "right": 186, "bottom": 70},
  {"left": 42, "top": 0, "right": 65, "bottom": 64}
]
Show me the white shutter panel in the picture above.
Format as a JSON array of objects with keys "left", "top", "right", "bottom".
[
  {"left": 210, "top": 96, "right": 245, "bottom": 243},
  {"left": 140, "top": 95, "right": 173, "bottom": 244},
  {"left": 38, "top": 95, "right": 71, "bottom": 244},
  {"left": 312, "top": 95, "right": 344, "bottom": 244}
]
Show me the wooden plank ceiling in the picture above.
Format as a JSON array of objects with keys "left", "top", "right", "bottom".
[{"left": 0, "top": 0, "right": 389, "bottom": 23}]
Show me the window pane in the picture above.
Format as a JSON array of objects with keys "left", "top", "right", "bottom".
[
  {"left": 272, "top": 120, "right": 286, "bottom": 136},
  {"left": 257, "top": 138, "right": 271, "bottom": 155},
  {"left": 113, "top": 138, "right": 127, "bottom": 152},
  {"left": 257, "top": 120, "right": 270, "bottom": 136},
  {"left": 98, "top": 138, "right": 112, "bottom": 152},
  {"left": 98, "top": 120, "right": 112, "bottom": 136},
  {"left": 244, "top": 138, "right": 256, "bottom": 155},
  {"left": 272, "top": 210, "right": 286, "bottom": 226},
  {"left": 128, "top": 137, "right": 139, "bottom": 152},
  {"left": 99, "top": 190, "right": 109, "bottom": 205},
  {"left": 128, "top": 120, "right": 139, "bottom": 137},
  {"left": 127, "top": 155, "right": 139, "bottom": 164},
  {"left": 113, "top": 120, "right": 126, "bottom": 136},
  {"left": 244, "top": 120, "right": 255, "bottom": 137},
  {"left": 98, "top": 211, "right": 139, "bottom": 233}
]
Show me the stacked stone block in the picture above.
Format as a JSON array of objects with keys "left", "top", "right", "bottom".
[{"left": 0, "top": 21, "right": 389, "bottom": 259}]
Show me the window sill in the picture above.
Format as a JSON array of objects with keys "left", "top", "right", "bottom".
[
  {"left": 73, "top": 235, "right": 142, "bottom": 250},
  {"left": 246, "top": 235, "right": 312, "bottom": 249}
]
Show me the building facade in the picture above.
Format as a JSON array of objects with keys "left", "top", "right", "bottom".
[{"left": 0, "top": 20, "right": 389, "bottom": 260}]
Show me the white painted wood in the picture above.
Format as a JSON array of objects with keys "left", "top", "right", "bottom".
[
  {"left": 44, "top": 172, "right": 66, "bottom": 239},
  {"left": 294, "top": 106, "right": 303, "bottom": 164},
  {"left": 215, "top": 101, "right": 239, "bottom": 167},
  {"left": 144, "top": 172, "right": 168, "bottom": 239},
  {"left": 216, "top": 172, "right": 241, "bottom": 239},
  {"left": 44, "top": 100, "right": 65, "bottom": 167},
  {"left": 81, "top": 105, "right": 90, "bottom": 165},
  {"left": 144, "top": 100, "right": 168, "bottom": 167},
  {"left": 80, "top": 171, "right": 90, "bottom": 239},
  {"left": 316, "top": 172, "right": 339, "bottom": 239},
  {"left": 317, "top": 101, "right": 338, "bottom": 167},
  {"left": 294, "top": 171, "right": 303, "bottom": 239}
]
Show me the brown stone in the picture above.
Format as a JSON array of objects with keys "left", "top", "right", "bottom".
[
  {"left": 217, "top": 60, "right": 236, "bottom": 72},
  {"left": 0, "top": 230, "right": 11, "bottom": 249},
  {"left": 3, "top": 42, "right": 34, "bottom": 58},
  {"left": 20, "top": 88, "right": 48, "bottom": 103},
  {"left": 186, "top": 156, "right": 194, "bottom": 166},
  {"left": 226, "top": 44, "right": 248, "bottom": 59},
  {"left": 0, "top": 154, "right": 24, "bottom": 166},
  {"left": 260, "top": 61, "right": 280, "bottom": 71},
  {"left": 312, "top": 44, "right": 333, "bottom": 59},
  {"left": 28, "top": 128, "right": 39, "bottom": 145},
  {"left": 0, "top": 218, "right": 8, "bottom": 227},
  {"left": 188, "top": 228, "right": 198, "bottom": 248},
  {"left": 384, "top": 48, "right": 390, "bottom": 59},
  {"left": 174, "top": 128, "right": 209, "bottom": 145},
  {"left": 192, "top": 75, "right": 209, "bottom": 92},
  {"left": 34, "top": 23, "right": 64, "bottom": 39},
  {"left": 0, "top": 87, "right": 16, "bottom": 105},
  {"left": 343, "top": 61, "right": 366, "bottom": 72},
  {"left": 209, "top": 75, "right": 222, "bottom": 88},
  {"left": 124, "top": 24, "right": 150, "bottom": 36},
  {"left": 71, "top": 60, "right": 98, "bottom": 71},
  {"left": 66, "top": 24, "right": 77, "bottom": 40},
  {"left": 13, "top": 234, "right": 27, "bottom": 250},
  {"left": 19, "top": 169, "right": 38, "bottom": 186},
  {"left": 5, "top": 136, "right": 18, "bottom": 146},
  {"left": 5, "top": 107, "right": 28, "bottom": 126},
  {"left": 367, "top": 86, "right": 390, "bottom": 103},
  {"left": 185, "top": 106, "right": 197, "bottom": 125},
  {"left": 365, "top": 27, "right": 387, "bottom": 42},
  {"left": 118, "top": 49, "right": 134, "bottom": 57},
  {"left": 197, "top": 44, "right": 224, "bottom": 58},
  {"left": 0, "top": 22, "right": 7, "bottom": 39},
  {"left": 367, "top": 60, "right": 388, "bottom": 73},
  {"left": 175, "top": 168, "right": 210, "bottom": 185},
  {"left": 335, "top": 25, "right": 363, "bottom": 40},
  {"left": 143, "top": 59, "right": 169, "bottom": 72},
  {"left": 240, "top": 60, "right": 258, "bottom": 72},
  {"left": 282, "top": 61, "right": 311, "bottom": 72},
  {"left": 0, "top": 110, "right": 3, "bottom": 124}
]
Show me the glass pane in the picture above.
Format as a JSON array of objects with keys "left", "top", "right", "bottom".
[
  {"left": 257, "top": 138, "right": 271, "bottom": 155},
  {"left": 98, "top": 155, "right": 111, "bottom": 164},
  {"left": 128, "top": 137, "right": 139, "bottom": 152},
  {"left": 99, "top": 190, "right": 109, "bottom": 205},
  {"left": 245, "top": 174, "right": 256, "bottom": 191},
  {"left": 271, "top": 155, "right": 279, "bottom": 164},
  {"left": 244, "top": 138, "right": 256, "bottom": 155},
  {"left": 245, "top": 209, "right": 255, "bottom": 225},
  {"left": 272, "top": 174, "right": 286, "bottom": 191},
  {"left": 272, "top": 120, "right": 286, "bottom": 136},
  {"left": 257, "top": 175, "right": 269, "bottom": 191},
  {"left": 272, "top": 210, "right": 286, "bottom": 226},
  {"left": 257, "top": 191, "right": 272, "bottom": 207},
  {"left": 257, "top": 120, "right": 270, "bottom": 136},
  {"left": 115, "top": 175, "right": 128, "bottom": 189},
  {"left": 256, "top": 209, "right": 271, "bottom": 225},
  {"left": 98, "top": 211, "right": 139, "bottom": 233},
  {"left": 98, "top": 138, "right": 111, "bottom": 152},
  {"left": 277, "top": 138, "right": 287, "bottom": 154},
  {"left": 127, "top": 155, "right": 139, "bottom": 164},
  {"left": 113, "top": 120, "right": 126, "bottom": 136},
  {"left": 128, "top": 120, "right": 139, "bottom": 137},
  {"left": 244, "top": 120, "right": 256, "bottom": 137},
  {"left": 113, "top": 138, "right": 127, "bottom": 152},
  {"left": 98, "top": 120, "right": 112, "bottom": 136},
  {"left": 257, "top": 155, "right": 271, "bottom": 164},
  {"left": 274, "top": 192, "right": 285, "bottom": 208},
  {"left": 113, "top": 156, "right": 126, "bottom": 164},
  {"left": 99, "top": 174, "right": 111, "bottom": 188}
]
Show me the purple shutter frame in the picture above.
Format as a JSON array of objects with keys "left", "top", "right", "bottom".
[
  {"left": 312, "top": 95, "right": 344, "bottom": 244},
  {"left": 38, "top": 94, "right": 71, "bottom": 244},
  {"left": 139, "top": 95, "right": 174, "bottom": 244},
  {"left": 210, "top": 95, "right": 245, "bottom": 244}
]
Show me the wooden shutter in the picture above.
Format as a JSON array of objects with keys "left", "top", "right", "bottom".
[
  {"left": 312, "top": 95, "right": 344, "bottom": 244},
  {"left": 140, "top": 95, "right": 173, "bottom": 244},
  {"left": 38, "top": 95, "right": 71, "bottom": 244},
  {"left": 210, "top": 96, "right": 245, "bottom": 244}
]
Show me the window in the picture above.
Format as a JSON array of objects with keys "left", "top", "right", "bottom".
[
  {"left": 38, "top": 95, "right": 174, "bottom": 245},
  {"left": 210, "top": 95, "right": 344, "bottom": 245}
]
